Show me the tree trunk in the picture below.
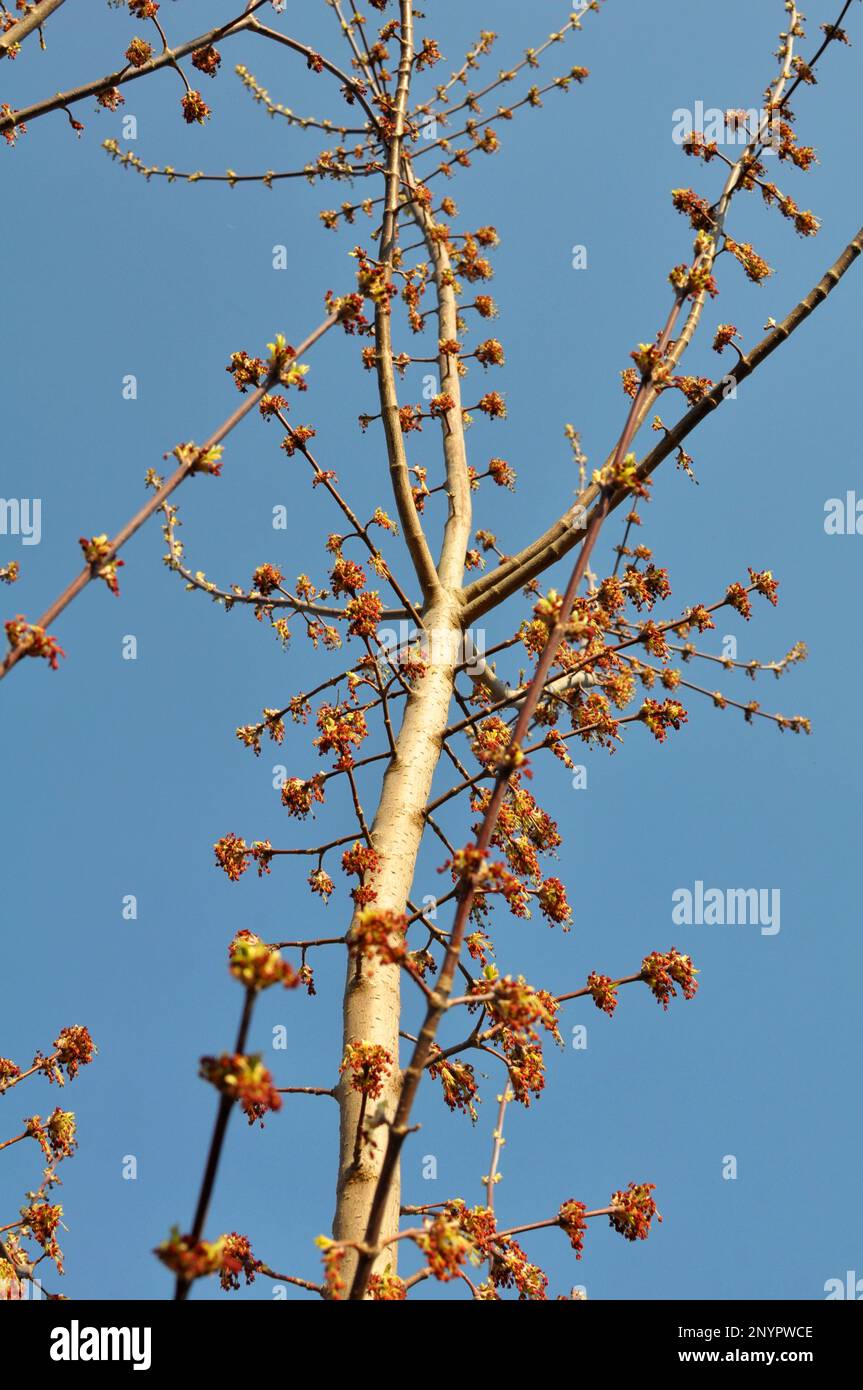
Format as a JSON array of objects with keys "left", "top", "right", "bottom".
[{"left": 333, "top": 591, "right": 463, "bottom": 1289}]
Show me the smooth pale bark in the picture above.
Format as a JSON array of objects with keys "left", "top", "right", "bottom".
[{"left": 333, "top": 592, "right": 463, "bottom": 1288}]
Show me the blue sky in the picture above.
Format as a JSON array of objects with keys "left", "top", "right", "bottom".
[{"left": 2, "top": 0, "right": 861, "bottom": 1301}]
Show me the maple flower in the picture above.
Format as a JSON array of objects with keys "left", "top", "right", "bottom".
[
  {"left": 725, "top": 237, "right": 773, "bottom": 283},
  {"left": 416, "top": 1212, "right": 474, "bottom": 1282},
  {"left": 639, "top": 698, "right": 687, "bottom": 742},
  {"left": 97, "top": 87, "right": 125, "bottom": 111},
  {"left": 558, "top": 1199, "right": 588, "bottom": 1258},
  {"left": 477, "top": 391, "right": 506, "bottom": 419},
  {"left": 428, "top": 1048, "right": 480, "bottom": 1121},
  {"left": 228, "top": 931, "right": 299, "bottom": 992},
  {"left": 349, "top": 909, "right": 408, "bottom": 967},
  {"left": 671, "top": 187, "right": 715, "bottom": 231},
  {"left": 346, "top": 592, "right": 383, "bottom": 638},
  {"left": 21, "top": 1202, "right": 64, "bottom": 1272},
  {"left": 192, "top": 45, "right": 222, "bottom": 78},
  {"left": 488, "top": 456, "right": 516, "bottom": 489},
  {"left": 0, "top": 1058, "right": 22, "bottom": 1092},
  {"left": 219, "top": 1233, "right": 260, "bottom": 1290},
  {"left": 308, "top": 866, "right": 335, "bottom": 903},
  {"left": 128, "top": 1, "right": 160, "bottom": 18},
  {"left": 214, "top": 832, "right": 249, "bottom": 881},
  {"left": 713, "top": 323, "right": 740, "bottom": 354},
  {"left": 368, "top": 1271, "right": 407, "bottom": 1299},
  {"left": 182, "top": 90, "right": 212, "bottom": 125},
  {"left": 641, "top": 947, "right": 699, "bottom": 1009},
  {"left": 339, "top": 1040, "right": 392, "bottom": 1100},
  {"left": 609, "top": 1182, "right": 662, "bottom": 1241},
  {"left": 227, "top": 350, "right": 266, "bottom": 393},
  {"left": 155, "top": 1229, "right": 225, "bottom": 1282},
  {"left": 314, "top": 703, "right": 369, "bottom": 767},
  {"left": 124, "top": 37, "right": 153, "bottom": 68},
  {"left": 474, "top": 295, "right": 498, "bottom": 318},
  {"left": 35, "top": 1025, "right": 96, "bottom": 1085},
  {"left": 475, "top": 338, "right": 506, "bottom": 367},
  {"left": 5, "top": 616, "right": 65, "bottom": 670},
  {"left": 315, "top": 1237, "right": 347, "bottom": 1300},
  {"left": 586, "top": 972, "right": 619, "bottom": 1017},
  {"left": 1, "top": 105, "right": 26, "bottom": 146},
  {"left": 199, "top": 1053, "right": 282, "bottom": 1126},
  {"left": 79, "top": 535, "right": 124, "bottom": 596},
  {"left": 27, "top": 1108, "right": 77, "bottom": 1161},
  {"left": 748, "top": 567, "right": 779, "bottom": 605},
  {"left": 725, "top": 582, "right": 753, "bottom": 620},
  {"left": 281, "top": 773, "right": 325, "bottom": 819},
  {"left": 251, "top": 563, "right": 283, "bottom": 596}
]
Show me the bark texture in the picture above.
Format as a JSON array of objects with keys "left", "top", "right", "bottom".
[{"left": 333, "top": 592, "right": 463, "bottom": 1287}]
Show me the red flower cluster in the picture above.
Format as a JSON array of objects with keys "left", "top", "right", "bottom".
[
  {"left": 558, "top": 1198, "right": 588, "bottom": 1258},
  {"left": 5, "top": 616, "right": 65, "bottom": 670},
  {"left": 586, "top": 971, "right": 619, "bottom": 1017},
  {"left": 199, "top": 1053, "right": 282, "bottom": 1126},
  {"left": 349, "top": 909, "right": 408, "bottom": 967},
  {"left": 228, "top": 931, "right": 299, "bottom": 992},
  {"left": 609, "top": 1182, "right": 662, "bottom": 1242},
  {"left": 79, "top": 534, "right": 124, "bottom": 597},
  {"left": 339, "top": 1040, "right": 392, "bottom": 1099},
  {"left": 641, "top": 947, "right": 699, "bottom": 1010}
]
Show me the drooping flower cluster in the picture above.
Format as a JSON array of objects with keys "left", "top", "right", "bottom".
[{"left": 339, "top": 1040, "right": 392, "bottom": 1100}]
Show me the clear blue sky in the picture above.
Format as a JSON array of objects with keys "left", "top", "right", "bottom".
[{"left": 2, "top": 0, "right": 861, "bottom": 1301}]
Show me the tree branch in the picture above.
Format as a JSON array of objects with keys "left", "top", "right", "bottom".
[{"left": 460, "top": 223, "right": 863, "bottom": 624}]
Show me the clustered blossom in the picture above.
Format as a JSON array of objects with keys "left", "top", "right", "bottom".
[
  {"left": 641, "top": 947, "right": 699, "bottom": 1009},
  {"left": 308, "top": 865, "right": 335, "bottom": 903},
  {"left": 213, "top": 833, "right": 273, "bottom": 880},
  {"left": 368, "top": 1271, "right": 407, "bottom": 1299},
  {"left": 219, "top": 1233, "right": 260, "bottom": 1290},
  {"left": 609, "top": 1182, "right": 662, "bottom": 1242},
  {"left": 199, "top": 1053, "right": 282, "bottom": 1126},
  {"left": 191, "top": 45, "right": 221, "bottom": 78},
  {"left": 639, "top": 698, "right": 688, "bottom": 742},
  {"left": 349, "top": 909, "right": 408, "bottom": 967},
  {"left": 79, "top": 534, "right": 124, "bottom": 596},
  {"left": 36, "top": 1026, "right": 96, "bottom": 1085},
  {"left": 314, "top": 702, "right": 369, "bottom": 768},
  {"left": 26, "top": 1108, "right": 77, "bottom": 1161},
  {"left": 315, "top": 1237, "right": 347, "bottom": 1300},
  {"left": 339, "top": 1040, "right": 392, "bottom": 1100},
  {"left": 5, "top": 616, "right": 65, "bottom": 669},
  {"left": 341, "top": 840, "right": 380, "bottom": 906},
  {"left": 558, "top": 1199, "right": 588, "bottom": 1258},
  {"left": 416, "top": 1211, "right": 474, "bottom": 1282},
  {"left": 20, "top": 1202, "right": 64, "bottom": 1272},
  {"left": 251, "top": 563, "right": 283, "bottom": 596},
  {"left": 586, "top": 971, "right": 619, "bottom": 1017},
  {"left": 281, "top": 773, "right": 325, "bottom": 819},
  {"left": 428, "top": 1048, "right": 479, "bottom": 1122},
  {"left": 228, "top": 931, "right": 299, "bottom": 991},
  {"left": 154, "top": 1228, "right": 259, "bottom": 1287},
  {"left": 181, "top": 90, "right": 212, "bottom": 125},
  {"left": 0, "top": 1057, "right": 22, "bottom": 1092},
  {"left": 346, "top": 591, "right": 384, "bottom": 638}
]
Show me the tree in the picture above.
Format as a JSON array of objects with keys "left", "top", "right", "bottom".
[{"left": 1, "top": 0, "right": 859, "bottom": 1301}]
